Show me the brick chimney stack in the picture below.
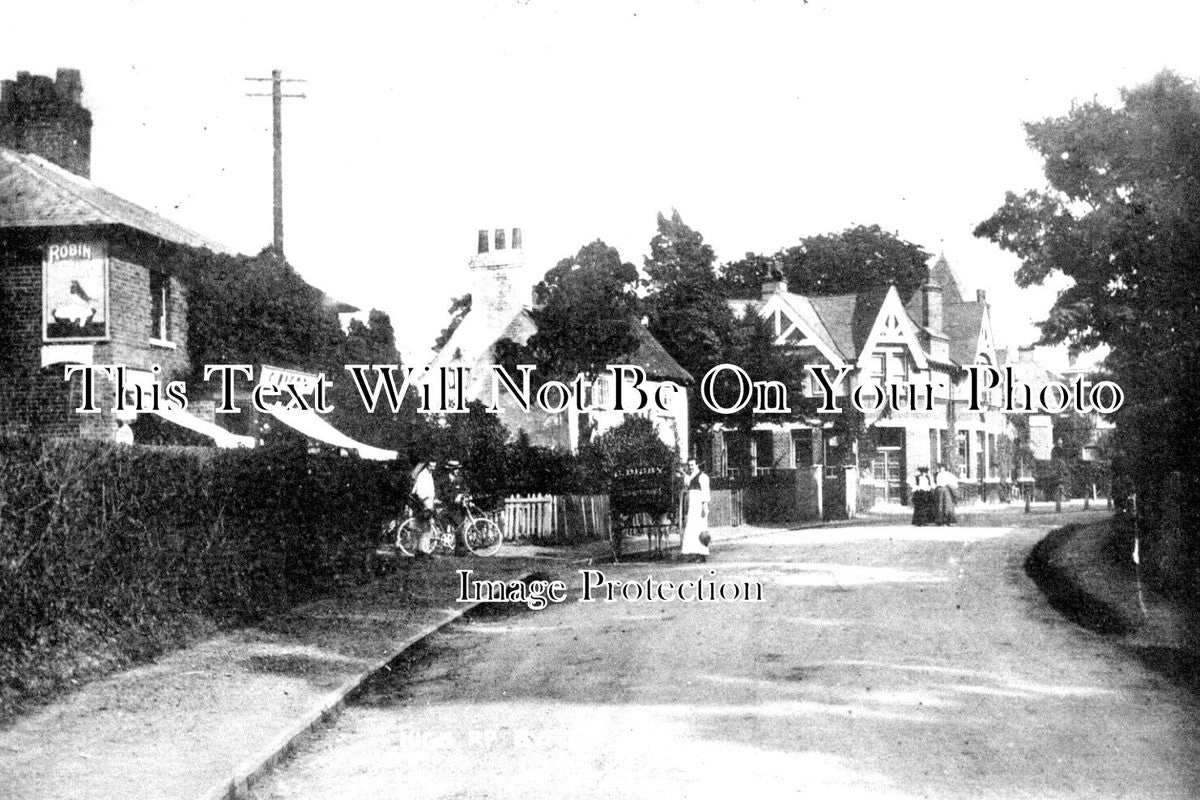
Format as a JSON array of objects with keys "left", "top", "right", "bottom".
[{"left": 0, "top": 68, "right": 92, "bottom": 178}]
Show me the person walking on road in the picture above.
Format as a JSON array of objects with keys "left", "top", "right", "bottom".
[
  {"left": 680, "top": 458, "right": 711, "bottom": 563},
  {"left": 933, "top": 462, "right": 959, "bottom": 525}
]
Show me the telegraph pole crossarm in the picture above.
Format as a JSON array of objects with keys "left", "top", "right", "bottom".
[{"left": 245, "top": 70, "right": 307, "bottom": 259}]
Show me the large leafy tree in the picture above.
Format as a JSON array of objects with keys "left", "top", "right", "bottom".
[
  {"left": 183, "top": 247, "right": 346, "bottom": 379},
  {"left": 496, "top": 239, "right": 641, "bottom": 381},
  {"left": 974, "top": 70, "right": 1200, "bottom": 549},
  {"left": 643, "top": 209, "right": 735, "bottom": 391},
  {"left": 720, "top": 225, "right": 930, "bottom": 301},
  {"left": 329, "top": 309, "right": 418, "bottom": 452}
]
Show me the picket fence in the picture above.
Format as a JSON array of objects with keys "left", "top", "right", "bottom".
[
  {"left": 498, "top": 489, "right": 742, "bottom": 544},
  {"left": 498, "top": 493, "right": 611, "bottom": 543}
]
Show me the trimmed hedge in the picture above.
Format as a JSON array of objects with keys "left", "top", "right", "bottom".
[{"left": 0, "top": 436, "right": 402, "bottom": 715}]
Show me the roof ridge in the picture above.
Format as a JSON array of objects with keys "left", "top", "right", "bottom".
[
  {"left": 0, "top": 147, "right": 230, "bottom": 253},
  {"left": 6, "top": 150, "right": 123, "bottom": 226}
]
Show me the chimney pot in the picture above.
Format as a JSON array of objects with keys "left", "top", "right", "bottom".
[
  {"left": 512, "top": 228, "right": 522, "bottom": 249},
  {"left": 477, "top": 229, "right": 489, "bottom": 254},
  {"left": 761, "top": 278, "right": 788, "bottom": 299},
  {"left": 54, "top": 69, "right": 82, "bottom": 104},
  {"left": 494, "top": 228, "right": 506, "bottom": 250},
  {"left": 977, "top": 289, "right": 987, "bottom": 303}
]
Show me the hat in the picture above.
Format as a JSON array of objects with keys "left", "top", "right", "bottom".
[{"left": 446, "top": 460, "right": 462, "bottom": 469}]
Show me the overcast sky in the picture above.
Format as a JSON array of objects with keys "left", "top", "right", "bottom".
[{"left": 5, "top": 1, "right": 1200, "bottom": 365}]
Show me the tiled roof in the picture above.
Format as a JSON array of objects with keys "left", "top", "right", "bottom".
[
  {"left": 804, "top": 293, "right": 859, "bottom": 359},
  {"left": 944, "top": 302, "right": 985, "bottom": 365},
  {"left": 774, "top": 292, "right": 848, "bottom": 360},
  {"left": 928, "top": 254, "right": 963, "bottom": 304},
  {"left": 624, "top": 323, "right": 693, "bottom": 384},
  {"left": 0, "top": 148, "right": 230, "bottom": 253},
  {"left": 848, "top": 285, "right": 889, "bottom": 356},
  {"left": 786, "top": 287, "right": 890, "bottom": 362}
]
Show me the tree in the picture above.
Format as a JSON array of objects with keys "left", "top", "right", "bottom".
[
  {"left": 720, "top": 225, "right": 931, "bottom": 301},
  {"left": 497, "top": 239, "right": 641, "bottom": 381},
  {"left": 974, "top": 70, "right": 1200, "bottom": 554},
  {"left": 328, "top": 309, "right": 416, "bottom": 453},
  {"left": 643, "top": 209, "right": 735, "bottom": 394},
  {"left": 719, "top": 252, "right": 779, "bottom": 300},
  {"left": 182, "top": 247, "right": 346, "bottom": 380},
  {"left": 433, "top": 293, "right": 472, "bottom": 352},
  {"left": 436, "top": 401, "right": 510, "bottom": 509}
]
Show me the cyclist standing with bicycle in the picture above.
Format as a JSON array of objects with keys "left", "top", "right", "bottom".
[
  {"left": 440, "top": 460, "right": 471, "bottom": 556},
  {"left": 409, "top": 459, "right": 439, "bottom": 559}
]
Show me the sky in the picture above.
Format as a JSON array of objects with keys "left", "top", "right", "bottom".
[{"left": 5, "top": 0, "right": 1200, "bottom": 366}]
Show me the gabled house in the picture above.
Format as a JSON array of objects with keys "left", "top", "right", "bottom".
[
  {"left": 426, "top": 228, "right": 692, "bottom": 457},
  {"left": 713, "top": 254, "right": 1011, "bottom": 514}
]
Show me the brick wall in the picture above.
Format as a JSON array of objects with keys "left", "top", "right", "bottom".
[{"left": 0, "top": 231, "right": 192, "bottom": 440}]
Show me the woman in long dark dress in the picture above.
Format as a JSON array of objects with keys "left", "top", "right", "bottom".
[{"left": 911, "top": 466, "right": 933, "bottom": 525}]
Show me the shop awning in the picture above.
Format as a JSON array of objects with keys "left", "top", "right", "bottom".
[
  {"left": 155, "top": 407, "right": 256, "bottom": 449},
  {"left": 264, "top": 404, "right": 397, "bottom": 461},
  {"left": 123, "top": 369, "right": 255, "bottom": 448}
]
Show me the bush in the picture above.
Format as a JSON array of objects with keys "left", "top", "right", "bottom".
[
  {"left": 503, "top": 432, "right": 589, "bottom": 495},
  {"left": 0, "top": 435, "right": 400, "bottom": 719}
]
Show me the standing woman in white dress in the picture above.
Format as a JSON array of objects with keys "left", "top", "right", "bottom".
[{"left": 680, "top": 458, "right": 711, "bottom": 562}]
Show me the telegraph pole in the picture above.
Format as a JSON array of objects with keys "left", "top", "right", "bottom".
[{"left": 245, "top": 70, "right": 306, "bottom": 259}]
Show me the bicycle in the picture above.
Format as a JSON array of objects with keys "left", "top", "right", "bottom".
[{"left": 384, "top": 499, "right": 504, "bottom": 558}]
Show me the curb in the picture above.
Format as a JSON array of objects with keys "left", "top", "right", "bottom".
[
  {"left": 1024, "top": 523, "right": 1136, "bottom": 636},
  {"left": 196, "top": 534, "right": 723, "bottom": 799},
  {"left": 195, "top": 566, "right": 542, "bottom": 800}
]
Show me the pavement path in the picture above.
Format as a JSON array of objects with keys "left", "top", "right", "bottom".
[
  {"left": 0, "top": 542, "right": 608, "bottom": 800},
  {"left": 247, "top": 520, "right": 1200, "bottom": 800}
]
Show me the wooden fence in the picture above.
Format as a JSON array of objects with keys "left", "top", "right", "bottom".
[
  {"left": 499, "top": 489, "right": 743, "bottom": 544},
  {"left": 499, "top": 494, "right": 611, "bottom": 543}
]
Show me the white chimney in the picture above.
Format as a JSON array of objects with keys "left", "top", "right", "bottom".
[{"left": 469, "top": 227, "right": 527, "bottom": 332}]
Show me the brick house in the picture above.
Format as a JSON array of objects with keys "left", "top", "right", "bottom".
[
  {"left": 713, "top": 254, "right": 1012, "bottom": 516},
  {"left": 0, "top": 70, "right": 242, "bottom": 444}
]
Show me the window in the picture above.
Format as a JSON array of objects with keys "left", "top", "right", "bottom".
[
  {"left": 753, "top": 430, "right": 776, "bottom": 474},
  {"left": 885, "top": 350, "right": 908, "bottom": 384},
  {"left": 869, "top": 354, "right": 886, "bottom": 385},
  {"left": 868, "top": 350, "right": 909, "bottom": 384},
  {"left": 791, "top": 429, "right": 814, "bottom": 467},
  {"left": 150, "top": 272, "right": 171, "bottom": 342},
  {"left": 956, "top": 430, "right": 970, "bottom": 478}
]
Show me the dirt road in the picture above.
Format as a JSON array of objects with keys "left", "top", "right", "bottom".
[{"left": 250, "top": 521, "right": 1200, "bottom": 799}]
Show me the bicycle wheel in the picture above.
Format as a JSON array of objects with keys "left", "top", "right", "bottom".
[
  {"left": 462, "top": 518, "right": 503, "bottom": 556},
  {"left": 393, "top": 517, "right": 421, "bottom": 557}
]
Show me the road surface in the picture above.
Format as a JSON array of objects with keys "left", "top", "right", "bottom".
[{"left": 249, "top": 519, "right": 1200, "bottom": 799}]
